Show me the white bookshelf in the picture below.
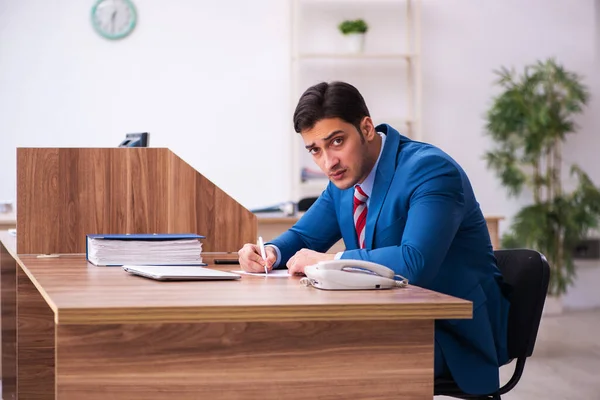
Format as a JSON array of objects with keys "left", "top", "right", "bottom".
[{"left": 290, "top": 0, "right": 422, "bottom": 201}]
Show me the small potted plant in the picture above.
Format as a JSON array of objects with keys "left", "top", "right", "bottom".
[{"left": 338, "top": 19, "right": 368, "bottom": 53}]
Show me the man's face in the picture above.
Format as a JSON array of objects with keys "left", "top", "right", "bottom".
[{"left": 301, "top": 117, "right": 375, "bottom": 190}]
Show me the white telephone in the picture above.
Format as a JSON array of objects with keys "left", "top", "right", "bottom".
[{"left": 300, "top": 260, "right": 408, "bottom": 290}]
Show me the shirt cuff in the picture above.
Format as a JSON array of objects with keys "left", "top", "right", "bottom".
[
  {"left": 266, "top": 244, "right": 282, "bottom": 267},
  {"left": 334, "top": 251, "right": 343, "bottom": 260}
]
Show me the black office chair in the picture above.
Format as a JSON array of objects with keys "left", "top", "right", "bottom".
[
  {"left": 297, "top": 197, "right": 318, "bottom": 212},
  {"left": 434, "top": 249, "right": 550, "bottom": 400}
]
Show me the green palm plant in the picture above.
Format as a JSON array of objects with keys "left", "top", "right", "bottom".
[{"left": 484, "top": 58, "right": 600, "bottom": 296}]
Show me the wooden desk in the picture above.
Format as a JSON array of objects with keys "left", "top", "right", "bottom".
[
  {"left": 0, "top": 232, "right": 471, "bottom": 400},
  {"left": 259, "top": 215, "right": 504, "bottom": 250},
  {"left": 484, "top": 216, "right": 504, "bottom": 250}
]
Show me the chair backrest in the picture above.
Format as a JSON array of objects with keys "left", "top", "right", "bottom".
[{"left": 494, "top": 249, "right": 550, "bottom": 359}]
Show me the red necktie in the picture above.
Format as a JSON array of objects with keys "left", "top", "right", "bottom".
[{"left": 353, "top": 185, "right": 368, "bottom": 249}]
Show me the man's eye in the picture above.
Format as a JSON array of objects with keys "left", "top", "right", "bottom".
[
  {"left": 332, "top": 137, "right": 343, "bottom": 146},
  {"left": 309, "top": 148, "right": 319, "bottom": 155}
]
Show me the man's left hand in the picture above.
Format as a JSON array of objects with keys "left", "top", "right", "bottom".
[{"left": 286, "top": 249, "right": 335, "bottom": 275}]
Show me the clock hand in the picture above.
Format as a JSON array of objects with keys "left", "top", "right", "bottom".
[{"left": 110, "top": 10, "right": 117, "bottom": 33}]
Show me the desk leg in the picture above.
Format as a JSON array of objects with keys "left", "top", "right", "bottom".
[
  {"left": 17, "top": 267, "right": 55, "bottom": 400},
  {"left": 57, "top": 319, "right": 433, "bottom": 400},
  {"left": 1, "top": 244, "right": 17, "bottom": 400},
  {"left": 487, "top": 219, "right": 500, "bottom": 249}
]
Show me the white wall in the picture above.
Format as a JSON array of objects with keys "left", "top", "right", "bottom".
[
  {"left": 0, "top": 0, "right": 598, "bottom": 233},
  {"left": 0, "top": 0, "right": 292, "bottom": 210},
  {"left": 420, "top": 0, "right": 598, "bottom": 236}
]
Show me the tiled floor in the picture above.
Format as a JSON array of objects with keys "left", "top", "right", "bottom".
[{"left": 438, "top": 308, "right": 600, "bottom": 400}]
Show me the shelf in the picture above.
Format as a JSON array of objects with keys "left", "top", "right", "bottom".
[
  {"left": 297, "top": 0, "right": 409, "bottom": 4},
  {"left": 372, "top": 118, "right": 417, "bottom": 135},
  {"left": 290, "top": 0, "right": 421, "bottom": 202},
  {"left": 295, "top": 53, "right": 416, "bottom": 61}
]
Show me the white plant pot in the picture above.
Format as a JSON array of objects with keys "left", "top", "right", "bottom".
[
  {"left": 542, "top": 295, "right": 564, "bottom": 316},
  {"left": 343, "top": 33, "right": 365, "bottom": 54}
]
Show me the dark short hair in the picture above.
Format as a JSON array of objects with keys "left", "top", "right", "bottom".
[{"left": 293, "top": 81, "right": 370, "bottom": 134}]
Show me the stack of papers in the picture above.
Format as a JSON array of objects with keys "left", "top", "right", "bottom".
[{"left": 86, "top": 233, "right": 205, "bottom": 266}]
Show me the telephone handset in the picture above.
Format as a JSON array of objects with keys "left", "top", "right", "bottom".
[{"left": 300, "top": 260, "right": 409, "bottom": 290}]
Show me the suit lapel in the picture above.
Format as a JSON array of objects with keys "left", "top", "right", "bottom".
[{"left": 364, "top": 125, "right": 401, "bottom": 249}]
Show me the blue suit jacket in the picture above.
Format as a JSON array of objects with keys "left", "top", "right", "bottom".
[{"left": 271, "top": 124, "right": 510, "bottom": 395}]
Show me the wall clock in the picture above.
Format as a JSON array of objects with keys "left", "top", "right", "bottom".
[{"left": 91, "top": 0, "right": 137, "bottom": 40}]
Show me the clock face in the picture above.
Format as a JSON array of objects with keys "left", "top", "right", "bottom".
[{"left": 91, "top": 0, "right": 137, "bottom": 40}]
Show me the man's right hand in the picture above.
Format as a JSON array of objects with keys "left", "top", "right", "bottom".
[{"left": 238, "top": 243, "right": 277, "bottom": 273}]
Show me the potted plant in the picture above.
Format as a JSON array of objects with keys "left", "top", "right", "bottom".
[
  {"left": 484, "top": 58, "right": 600, "bottom": 308},
  {"left": 338, "top": 19, "right": 368, "bottom": 53}
]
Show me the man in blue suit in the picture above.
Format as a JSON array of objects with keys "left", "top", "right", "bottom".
[{"left": 238, "top": 81, "right": 510, "bottom": 395}]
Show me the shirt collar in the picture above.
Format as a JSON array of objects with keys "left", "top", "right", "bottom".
[{"left": 356, "top": 132, "right": 386, "bottom": 198}]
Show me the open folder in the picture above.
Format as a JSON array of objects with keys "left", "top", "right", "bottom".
[{"left": 86, "top": 233, "right": 206, "bottom": 266}]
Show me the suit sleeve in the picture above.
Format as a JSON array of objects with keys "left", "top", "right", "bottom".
[
  {"left": 341, "top": 156, "right": 465, "bottom": 286},
  {"left": 268, "top": 184, "right": 342, "bottom": 267}
]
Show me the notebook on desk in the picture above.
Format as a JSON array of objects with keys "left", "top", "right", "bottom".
[{"left": 122, "top": 265, "right": 241, "bottom": 281}]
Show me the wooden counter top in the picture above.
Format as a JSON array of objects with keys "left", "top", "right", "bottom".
[{"left": 2, "top": 232, "right": 471, "bottom": 326}]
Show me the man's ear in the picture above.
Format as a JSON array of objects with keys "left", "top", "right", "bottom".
[{"left": 360, "top": 117, "right": 376, "bottom": 139}]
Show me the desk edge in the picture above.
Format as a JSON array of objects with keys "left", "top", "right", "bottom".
[{"left": 56, "top": 303, "right": 472, "bottom": 325}]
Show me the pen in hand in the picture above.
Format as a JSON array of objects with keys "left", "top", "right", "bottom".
[{"left": 258, "top": 236, "right": 268, "bottom": 275}]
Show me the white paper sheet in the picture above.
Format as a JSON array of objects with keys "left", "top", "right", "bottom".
[{"left": 231, "top": 270, "right": 291, "bottom": 277}]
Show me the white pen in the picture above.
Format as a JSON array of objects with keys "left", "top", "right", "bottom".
[{"left": 258, "top": 236, "right": 268, "bottom": 275}]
